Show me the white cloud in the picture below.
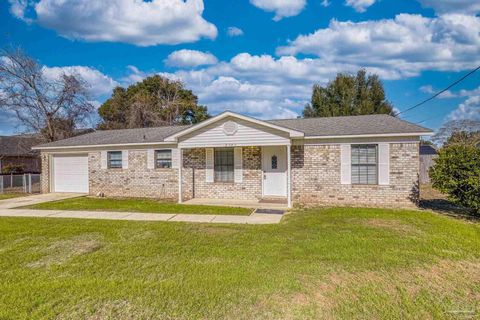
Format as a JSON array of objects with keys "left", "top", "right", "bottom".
[
  {"left": 418, "top": 0, "right": 480, "bottom": 15},
  {"left": 249, "top": 0, "right": 306, "bottom": 21},
  {"left": 10, "top": 0, "right": 217, "bottom": 46},
  {"left": 321, "top": 0, "right": 331, "bottom": 7},
  {"left": 8, "top": 0, "right": 32, "bottom": 23},
  {"left": 419, "top": 85, "right": 456, "bottom": 99},
  {"left": 0, "top": 109, "right": 20, "bottom": 135},
  {"left": 122, "top": 52, "right": 371, "bottom": 119},
  {"left": 277, "top": 14, "right": 480, "bottom": 78},
  {"left": 164, "top": 50, "right": 218, "bottom": 68},
  {"left": 227, "top": 27, "right": 244, "bottom": 37},
  {"left": 42, "top": 66, "right": 118, "bottom": 97},
  {"left": 448, "top": 95, "right": 480, "bottom": 121},
  {"left": 459, "top": 87, "right": 480, "bottom": 98},
  {"left": 344, "top": 0, "right": 376, "bottom": 12}
]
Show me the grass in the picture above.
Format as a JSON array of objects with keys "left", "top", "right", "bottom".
[
  {"left": 23, "top": 196, "right": 253, "bottom": 216},
  {"left": 0, "top": 207, "right": 479, "bottom": 319},
  {"left": 0, "top": 193, "right": 25, "bottom": 200}
]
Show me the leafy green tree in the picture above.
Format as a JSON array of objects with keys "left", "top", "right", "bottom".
[
  {"left": 303, "top": 69, "right": 394, "bottom": 117},
  {"left": 445, "top": 131, "right": 480, "bottom": 147},
  {"left": 98, "top": 75, "right": 209, "bottom": 129},
  {"left": 430, "top": 145, "right": 480, "bottom": 215}
]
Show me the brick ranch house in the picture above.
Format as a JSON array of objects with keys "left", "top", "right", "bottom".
[{"left": 33, "top": 111, "right": 433, "bottom": 208}]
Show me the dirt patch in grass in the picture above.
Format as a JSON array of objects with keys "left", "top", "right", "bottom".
[
  {"left": 347, "top": 218, "right": 422, "bottom": 235},
  {"left": 419, "top": 184, "right": 475, "bottom": 219},
  {"left": 362, "top": 218, "right": 421, "bottom": 235},
  {"left": 56, "top": 300, "right": 164, "bottom": 320},
  {"left": 251, "top": 260, "right": 480, "bottom": 319},
  {"left": 315, "top": 260, "right": 480, "bottom": 318},
  {"left": 28, "top": 234, "right": 103, "bottom": 268}
]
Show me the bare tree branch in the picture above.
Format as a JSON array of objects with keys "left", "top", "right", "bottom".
[{"left": 0, "top": 47, "right": 94, "bottom": 142}]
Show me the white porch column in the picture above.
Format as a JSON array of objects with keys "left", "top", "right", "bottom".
[
  {"left": 287, "top": 144, "right": 292, "bottom": 208},
  {"left": 178, "top": 147, "right": 183, "bottom": 203}
]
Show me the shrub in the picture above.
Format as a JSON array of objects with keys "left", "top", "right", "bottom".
[
  {"left": 430, "top": 145, "right": 480, "bottom": 215},
  {"left": 1, "top": 164, "right": 25, "bottom": 174}
]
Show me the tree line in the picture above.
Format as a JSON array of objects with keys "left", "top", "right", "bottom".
[{"left": 0, "top": 48, "right": 396, "bottom": 142}]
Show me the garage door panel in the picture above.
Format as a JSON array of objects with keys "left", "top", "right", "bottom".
[{"left": 53, "top": 155, "right": 89, "bottom": 193}]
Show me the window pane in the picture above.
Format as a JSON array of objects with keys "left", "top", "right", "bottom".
[
  {"left": 155, "top": 150, "right": 172, "bottom": 168},
  {"left": 351, "top": 145, "right": 377, "bottom": 184},
  {"left": 214, "top": 148, "right": 234, "bottom": 182},
  {"left": 271, "top": 155, "right": 278, "bottom": 169},
  {"left": 109, "top": 152, "right": 122, "bottom": 160},
  {"left": 108, "top": 151, "right": 122, "bottom": 168},
  {"left": 156, "top": 150, "right": 171, "bottom": 160}
]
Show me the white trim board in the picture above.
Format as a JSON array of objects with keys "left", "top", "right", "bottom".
[
  {"left": 299, "top": 132, "right": 433, "bottom": 139},
  {"left": 33, "top": 141, "right": 175, "bottom": 151}
]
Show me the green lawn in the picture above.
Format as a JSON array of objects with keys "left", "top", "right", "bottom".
[
  {"left": 0, "top": 207, "right": 479, "bottom": 319},
  {"left": 0, "top": 193, "right": 25, "bottom": 200},
  {"left": 23, "top": 196, "right": 253, "bottom": 215}
]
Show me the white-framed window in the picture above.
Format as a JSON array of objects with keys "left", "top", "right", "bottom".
[
  {"left": 351, "top": 144, "right": 378, "bottom": 185},
  {"left": 214, "top": 148, "right": 234, "bottom": 182},
  {"left": 155, "top": 150, "right": 172, "bottom": 168},
  {"left": 107, "top": 151, "right": 122, "bottom": 169}
]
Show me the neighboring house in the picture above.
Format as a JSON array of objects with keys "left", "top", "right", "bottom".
[
  {"left": 419, "top": 144, "right": 438, "bottom": 184},
  {"left": 33, "top": 112, "right": 433, "bottom": 208},
  {"left": 0, "top": 135, "right": 43, "bottom": 173}
]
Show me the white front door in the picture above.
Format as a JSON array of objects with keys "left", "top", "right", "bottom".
[{"left": 262, "top": 146, "right": 287, "bottom": 197}]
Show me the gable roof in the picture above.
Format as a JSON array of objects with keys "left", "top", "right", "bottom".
[
  {"left": 33, "top": 113, "right": 433, "bottom": 150},
  {"left": 0, "top": 135, "right": 43, "bottom": 156},
  {"left": 164, "top": 111, "right": 304, "bottom": 142},
  {"left": 268, "top": 114, "right": 432, "bottom": 138}
]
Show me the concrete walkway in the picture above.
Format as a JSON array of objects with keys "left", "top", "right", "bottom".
[
  {"left": 0, "top": 194, "right": 283, "bottom": 224},
  {"left": 0, "top": 193, "right": 86, "bottom": 209},
  {"left": 0, "top": 208, "right": 283, "bottom": 224}
]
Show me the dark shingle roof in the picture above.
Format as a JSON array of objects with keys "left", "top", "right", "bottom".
[
  {"left": 267, "top": 114, "right": 432, "bottom": 137},
  {"left": 34, "top": 114, "right": 432, "bottom": 149},
  {"left": 0, "top": 135, "right": 43, "bottom": 156},
  {"left": 34, "top": 125, "right": 190, "bottom": 148}
]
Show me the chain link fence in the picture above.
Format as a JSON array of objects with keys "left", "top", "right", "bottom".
[{"left": 0, "top": 173, "right": 41, "bottom": 194}]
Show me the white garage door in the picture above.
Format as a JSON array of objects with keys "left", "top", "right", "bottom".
[{"left": 53, "top": 155, "right": 89, "bottom": 193}]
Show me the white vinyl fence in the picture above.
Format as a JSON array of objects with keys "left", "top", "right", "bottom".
[{"left": 0, "top": 174, "right": 41, "bottom": 194}]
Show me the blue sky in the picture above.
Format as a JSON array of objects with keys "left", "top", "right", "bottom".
[{"left": 1, "top": 0, "right": 479, "bottom": 135}]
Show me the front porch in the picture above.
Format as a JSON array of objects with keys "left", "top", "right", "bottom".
[
  {"left": 178, "top": 144, "right": 293, "bottom": 208},
  {"left": 165, "top": 112, "right": 303, "bottom": 209},
  {"left": 183, "top": 197, "right": 288, "bottom": 210}
]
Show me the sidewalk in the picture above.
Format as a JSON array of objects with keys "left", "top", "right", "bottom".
[{"left": 0, "top": 208, "right": 283, "bottom": 224}]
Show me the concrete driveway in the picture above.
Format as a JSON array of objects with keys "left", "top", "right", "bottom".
[{"left": 0, "top": 193, "right": 86, "bottom": 209}]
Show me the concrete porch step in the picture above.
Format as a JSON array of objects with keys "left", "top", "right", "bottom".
[{"left": 183, "top": 198, "right": 288, "bottom": 210}]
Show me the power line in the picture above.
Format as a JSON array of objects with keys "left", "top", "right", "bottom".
[
  {"left": 395, "top": 64, "right": 480, "bottom": 117},
  {"left": 415, "top": 114, "right": 445, "bottom": 125}
]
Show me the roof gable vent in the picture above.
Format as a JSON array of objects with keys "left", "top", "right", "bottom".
[{"left": 223, "top": 121, "right": 238, "bottom": 135}]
